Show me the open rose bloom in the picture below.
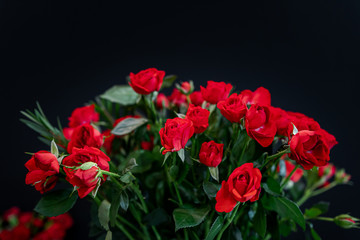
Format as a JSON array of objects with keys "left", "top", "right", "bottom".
[{"left": 20, "top": 69, "right": 357, "bottom": 239}]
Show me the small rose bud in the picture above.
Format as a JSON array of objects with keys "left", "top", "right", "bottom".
[
  {"left": 335, "top": 169, "right": 351, "bottom": 184},
  {"left": 334, "top": 214, "right": 359, "bottom": 229}
]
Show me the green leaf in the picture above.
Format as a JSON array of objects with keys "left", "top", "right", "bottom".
[
  {"left": 144, "top": 208, "right": 170, "bottom": 226},
  {"left": 161, "top": 75, "right": 177, "bottom": 89},
  {"left": 169, "top": 165, "right": 179, "bottom": 182},
  {"left": 253, "top": 204, "right": 267, "bottom": 238},
  {"left": 111, "top": 117, "right": 148, "bottom": 136},
  {"left": 305, "top": 208, "right": 322, "bottom": 219},
  {"left": 262, "top": 178, "right": 281, "bottom": 196},
  {"left": 34, "top": 189, "right": 78, "bottom": 217},
  {"left": 205, "top": 216, "right": 224, "bottom": 240},
  {"left": 105, "top": 231, "right": 112, "bottom": 240},
  {"left": 311, "top": 202, "right": 330, "bottom": 215},
  {"left": 98, "top": 200, "right": 111, "bottom": 231},
  {"left": 262, "top": 195, "right": 305, "bottom": 230},
  {"left": 173, "top": 206, "right": 211, "bottom": 231},
  {"left": 119, "top": 191, "right": 129, "bottom": 211},
  {"left": 209, "top": 166, "right": 219, "bottom": 182},
  {"left": 100, "top": 85, "right": 140, "bottom": 106},
  {"left": 120, "top": 172, "right": 135, "bottom": 184},
  {"left": 309, "top": 223, "right": 322, "bottom": 240},
  {"left": 50, "top": 139, "right": 59, "bottom": 158},
  {"left": 109, "top": 191, "right": 121, "bottom": 227},
  {"left": 203, "top": 181, "right": 220, "bottom": 199},
  {"left": 177, "top": 148, "right": 185, "bottom": 163}
]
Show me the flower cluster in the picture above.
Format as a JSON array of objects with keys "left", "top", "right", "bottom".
[
  {"left": 20, "top": 68, "right": 357, "bottom": 240},
  {"left": 0, "top": 207, "right": 73, "bottom": 240}
]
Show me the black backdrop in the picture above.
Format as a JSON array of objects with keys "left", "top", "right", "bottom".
[{"left": 1, "top": 1, "right": 360, "bottom": 239}]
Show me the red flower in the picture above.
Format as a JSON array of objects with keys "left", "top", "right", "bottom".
[
  {"left": 190, "top": 91, "right": 205, "bottom": 106},
  {"left": 217, "top": 93, "right": 247, "bottom": 123},
  {"left": 199, "top": 141, "right": 224, "bottom": 167},
  {"left": 0, "top": 224, "right": 30, "bottom": 240},
  {"left": 179, "top": 81, "right": 192, "bottom": 94},
  {"left": 129, "top": 68, "right": 165, "bottom": 95},
  {"left": 168, "top": 88, "right": 187, "bottom": 108},
  {"left": 277, "top": 160, "right": 304, "bottom": 182},
  {"left": 25, "top": 151, "right": 59, "bottom": 194},
  {"left": 68, "top": 104, "right": 99, "bottom": 129},
  {"left": 67, "top": 124, "right": 103, "bottom": 153},
  {"left": 240, "top": 87, "right": 271, "bottom": 106},
  {"left": 215, "top": 163, "right": 262, "bottom": 213},
  {"left": 155, "top": 93, "right": 169, "bottom": 109},
  {"left": 185, "top": 104, "right": 210, "bottom": 134},
  {"left": 3, "top": 207, "right": 20, "bottom": 221},
  {"left": 49, "top": 213, "right": 74, "bottom": 230},
  {"left": 245, "top": 104, "right": 277, "bottom": 147},
  {"left": 62, "top": 146, "right": 110, "bottom": 198},
  {"left": 33, "top": 223, "right": 66, "bottom": 240},
  {"left": 289, "top": 130, "right": 330, "bottom": 170},
  {"left": 159, "top": 117, "right": 194, "bottom": 154},
  {"left": 200, "top": 81, "right": 232, "bottom": 104}
]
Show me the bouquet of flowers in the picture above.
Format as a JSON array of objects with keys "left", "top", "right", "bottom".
[{"left": 21, "top": 68, "right": 358, "bottom": 239}]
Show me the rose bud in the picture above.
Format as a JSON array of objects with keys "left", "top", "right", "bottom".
[
  {"left": 186, "top": 104, "right": 210, "bottom": 134},
  {"left": 334, "top": 214, "right": 359, "bottom": 229},
  {"left": 25, "top": 151, "right": 59, "bottom": 194},
  {"left": 335, "top": 169, "right": 351, "bottom": 184},
  {"left": 289, "top": 130, "right": 330, "bottom": 170},
  {"left": 141, "top": 136, "right": 154, "bottom": 151},
  {"left": 3, "top": 207, "right": 20, "bottom": 222},
  {"left": 155, "top": 93, "right": 169, "bottom": 109},
  {"left": 245, "top": 104, "right": 277, "bottom": 147},
  {"left": 176, "top": 81, "right": 193, "bottom": 95},
  {"left": 200, "top": 81, "right": 233, "bottom": 104},
  {"left": 129, "top": 68, "right": 165, "bottom": 95},
  {"left": 190, "top": 91, "right": 205, "bottom": 106},
  {"left": 62, "top": 146, "right": 110, "bottom": 198},
  {"left": 217, "top": 93, "right": 247, "bottom": 123},
  {"left": 199, "top": 141, "right": 224, "bottom": 167},
  {"left": 215, "top": 163, "right": 262, "bottom": 213},
  {"left": 240, "top": 87, "right": 271, "bottom": 106},
  {"left": 318, "top": 163, "right": 336, "bottom": 187},
  {"left": 67, "top": 124, "right": 103, "bottom": 153},
  {"left": 277, "top": 160, "right": 304, "bottom": 183},
  {"left": 168, "top": 88, "right": 188, "bottom": 108},
  {"left": 159, "top": 117, "right": 194, "bottom": 154}
]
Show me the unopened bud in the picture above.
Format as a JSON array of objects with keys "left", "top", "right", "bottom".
[
  {"left": 335, "top": 169, "right": 351, "bottom": 184},
  {"left": 334, "top": 214, "right": 359, "bottom": 229}
]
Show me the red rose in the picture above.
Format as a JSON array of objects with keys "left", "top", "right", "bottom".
[
  {"left": 190, "top": 91, "right": 205, "bottom": 106},
  {"left": 200, "top": 81, "right": 232, "bottom": 104},
  {"left": 179, "top": 81, "right": 192, "bottom": 94},
  {"left": 271, "top": 107, "right": 293, "bottom": 137},
  {"left": 277, "top": 160, "right": 304, "bottom": 182},
  {"left": 159, "top": 117, "right": 194, "bottom": 154},
  {"left": 289, "top": 130, "right": 330, "bottom": 170},
  {"left": 141, "top": 136, "right": 154, "bottom": 151},
  {"left": 287, "top": 112, "right": 320, "bottom": 131},
  {"left": 129, "top": 68, "right": 165, "bottom": 95},
  {"left": 168, "top": 88, "right": 187, "bottom": 108},
  {"left": 3, "top": 207, "right": 20, "bottom": 221},
  {"left": 245, "top": 104, "right": 277, "bottom": 147},
  {"left": 0, "top": 224, "right": 31, "bottom": 240},
  {"left": 49, "top": 213, "right": 73, "bottom": 230},
  {"left": 155, "top": 93, "right": 169, "bottom": 109},
  {"left": 67, "top": 124, "right": 103, "bottom": 153},
  {"left": 33, "top": 222, "right": 66, "bottom": 240},
  {"left": 240, "top": 87, "right": 271, "bottom": 106},
  {"left": 217, "top": 93, "right": 247, "bottom": 123},
  {"left": 25, "top": 151, "right": 59, "bottom": 194},
  {"left": 215, "top": 163, "right": 262, "bottom": 213},
  {"left": 316, "top": 128, "right": 338, "bottom": 150},
  {"left": 199, "top": 141, "right": 224, "bottom": 167},
  {"left": 62, "top": 146, "right": 110, "bottom": 198},
  {"left": 185, "top": 104, "right": 210, "bottom": 134},
  {"left": 67, "top": 104, "right": 99, "bottom": 128}
]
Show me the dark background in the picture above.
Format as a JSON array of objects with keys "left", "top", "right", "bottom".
[{"left": 1, "top": 1, "right": 360, "bottom": 239}]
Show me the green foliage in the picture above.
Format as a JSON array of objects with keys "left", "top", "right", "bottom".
[
  {"left": 173, "top": 205, "right": 211, "bottom": 231},
  {"left": 100, "top": 85, "right": 140, "bottom": 106},
  {"left": 34, "top": 189, "right": 78, "bottom": 217}
]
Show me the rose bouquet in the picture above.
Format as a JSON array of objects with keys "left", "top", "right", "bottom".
[{"left": 21, "top": 68, "right": 358, "bottom": 239}]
